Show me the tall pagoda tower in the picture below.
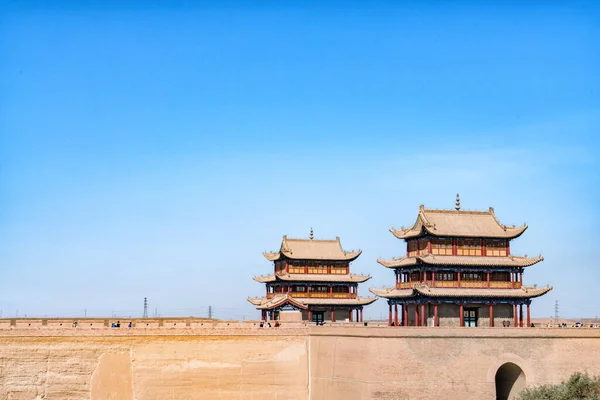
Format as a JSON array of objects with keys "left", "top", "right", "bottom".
[
  {"left": 248, "top": 230, "right": 376, "bottom": 323},
  {"left": 371, "top": 195, "right": 552, "bottom": 328}
]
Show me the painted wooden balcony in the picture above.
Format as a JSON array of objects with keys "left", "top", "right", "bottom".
[
  {"left": 266, "top": 292, "right": 357, "bottom": 299},
  {"left": 395, "top": 281, "right": 523, "bottom": 290}
]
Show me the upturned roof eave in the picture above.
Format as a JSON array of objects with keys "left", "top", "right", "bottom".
[
  {"left": 377, "top": 255, "right": 544, "bottom": 269},
  {"left": 369, "top": 285, "right": 552, "bottom": 300},
  {"left": 390, "top": 207, "right": 529, "bottom": 240}
]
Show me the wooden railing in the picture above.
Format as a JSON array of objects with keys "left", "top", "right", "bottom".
[
  {"left": 490, "top": 281, "right": 511, "bottom": 289},
  {"left": 459, "top": 281, "right": 488, "bottom": 288},
  {"left": 434, "top": 281, "right": 459, "bottom": 288},
  {"left": 285, "top": 292, "right": 357, "bottom": 299},
  {"left": 395, "top": 281, "right": 523, "bottom": 289}
]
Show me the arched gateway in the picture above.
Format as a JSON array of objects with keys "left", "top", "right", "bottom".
[{"left": 495, "top": 362, "right": 526, "bottom": 400}]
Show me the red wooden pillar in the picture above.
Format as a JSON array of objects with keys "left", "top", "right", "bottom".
[
  {"left": 415, "top": 306, "right": 419, "bottom": 327},
  {"left": 519, "top": 304, "right": 523, "bottom": 327},
  {"left": 489, "top": 304, "right": 494, "bottom": 327},
  {"left": 331, "top": 308, "right": 335, "bottom": 322},
  {"left": 434, "top": 304, "right": 438, "bottom": 327},
  {"left": 527, "top": 304, "right": 531, "bottom": 327},
  {"left": 432, "top": 271, "right": 435, "bottom": 286},
  {"left": 261, "top": 310, "right": 266, "bottom": 321},
  {"left": 329, "top": 286, "right": 332, "bottom": 298},
  {"left": 458, "top": 271, "right": 461, "bottom": 288},
  {"left": 459, "top": 305, "right": 464, "bottom": 327},
  {"left": 421, "top": 304, "right": 425, "bottom": 327},
  {"left": 308, "top": 310, "right": 312, "bottom": 322},
  {"left": 394, "top": 304, "right": 399, "bottom": 326},
  {"left": 403, "top": 305, "right": 408, "bottom": 327},
  {"left": 349, "top": 309, "right": 353, "bottom": 322},
  {"left": 409, "top": 272, "right": 412, "bottom": 285},
  {"left": 511, "top": 271, "right": 514, "bottom": 287},
  {"left": 388, "top": 303, "right": 393, "bottom": 326},
  {"left": 359, "top": 309, "right": 363, "bottom": 322},
  {"left": 487, "top": 272, "right": 490, "bottom": 288},
  {"left": 513, "top": 304, "right": 518, "bottom": 328}
]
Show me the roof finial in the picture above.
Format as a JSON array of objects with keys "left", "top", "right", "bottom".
[
  {"left": 455, "top": 193, "right": 461, "bottom": 211},
  {"left": 310, "top": 227, "right": 314, "bottom": 240}
]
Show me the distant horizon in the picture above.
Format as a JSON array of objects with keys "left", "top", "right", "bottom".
[{"left": 1, "top": 2, "right": 599, "bottom": 321}]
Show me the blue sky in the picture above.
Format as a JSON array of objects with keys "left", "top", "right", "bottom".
[{"left": 1, "top": 2, "right": 599, "bottom": 320}]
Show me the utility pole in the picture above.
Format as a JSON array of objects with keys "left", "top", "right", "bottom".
[
  {"left": 84, "top": 309, "right": 87, "bottom": 318},
  {"left": 143, "top": 297, "right": 148, "bottom": 318},
  {"left": 208, "top": 305, "right": 212, "bottom": 319},
  {"left": 554, "top": 300, "right": 559, "bottom": 323}
]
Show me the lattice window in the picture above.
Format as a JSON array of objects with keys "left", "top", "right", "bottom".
[
  {"left": 331, "top": 263, "right": 347, "bottom": 274},
  {"left": 486, "top": 239, "right": 508, "bottom": 256},
  {"left": 435, "top": 271, "right": 455, "bottom": 281},
  {"left": 418, "top": 238, "right": 429, "bottom": 254},
  {"left": 491, "top": 272, "right": 509, "bottom": 281},
  {"left": 408, "top": 240, "right": 418, "bottom": 257},
  {"left": 307, "top": 263, "right": 327, "bottom": 274},
  {"left": 332, "top": 286, "right": 349, "bottom": 293},
  {"left": 431, "top": 238, "right": 453, "bottom": 255},
  {"left": 462, "top": 272, "right": 484, "bottom": 281},
  {"left": 457, "top": 239, "right": 482, "bottom": 256},
  {"left": 288, "top": 262, "right": 305, "bottom": 274}
]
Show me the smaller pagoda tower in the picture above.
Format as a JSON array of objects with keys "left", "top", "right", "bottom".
[{"left": 248, "top": 230, "right": 376, "bottom": 323}]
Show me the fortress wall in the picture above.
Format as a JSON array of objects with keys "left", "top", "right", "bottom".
[
  {"left": 0, "top": 329, "right": 309, "bottom": 400},
  {"left": 309, "top": 328, "right": 600, "bottom": 400},
  {"left": 0, "top": 326, "right": 599, "bottom": 400}
]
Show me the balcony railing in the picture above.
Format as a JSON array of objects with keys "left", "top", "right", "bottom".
[
  {"left": 395, "top": 281, "right": 523, "bottom": 289},
  {"left": 460, "top": 281, "right": 488, "bottom": 288},
  {"left": 268, "top": 292, "right": 357, "bottom": 299}
]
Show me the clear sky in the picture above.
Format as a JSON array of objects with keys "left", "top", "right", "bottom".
[{"left": 1, "top": 1, "right": 599, "bottom": 321}]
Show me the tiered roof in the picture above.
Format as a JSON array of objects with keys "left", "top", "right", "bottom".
[
  {"left": 263, "top": 235, "right": 361, "bottom": 261},
  {"left": 377, "top": 254, "right": 543, "bottom": 268},
  {"left": 390, "top": 205, "right": 527, "bottom": 239},
  {"left": 253, "top": 273, "right": 371, "bottom": 283},
  {"left": 247, "top": 294, "right": 377, "bottom": 310},
  {"left": 369, "top": 284, "right": 552, "bottom": 299}
]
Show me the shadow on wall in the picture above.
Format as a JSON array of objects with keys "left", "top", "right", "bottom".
[{"left": 495, "top": 362, "right": 526, "bottom": 400}]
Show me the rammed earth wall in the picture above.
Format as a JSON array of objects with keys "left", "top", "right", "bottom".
[{"left": 0, "top": 326, "right": 599, "bottom": 400}]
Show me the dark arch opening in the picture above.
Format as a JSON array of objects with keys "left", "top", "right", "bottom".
[{"left": 495, "top": 362, "right": 526, "bottom": 400}]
